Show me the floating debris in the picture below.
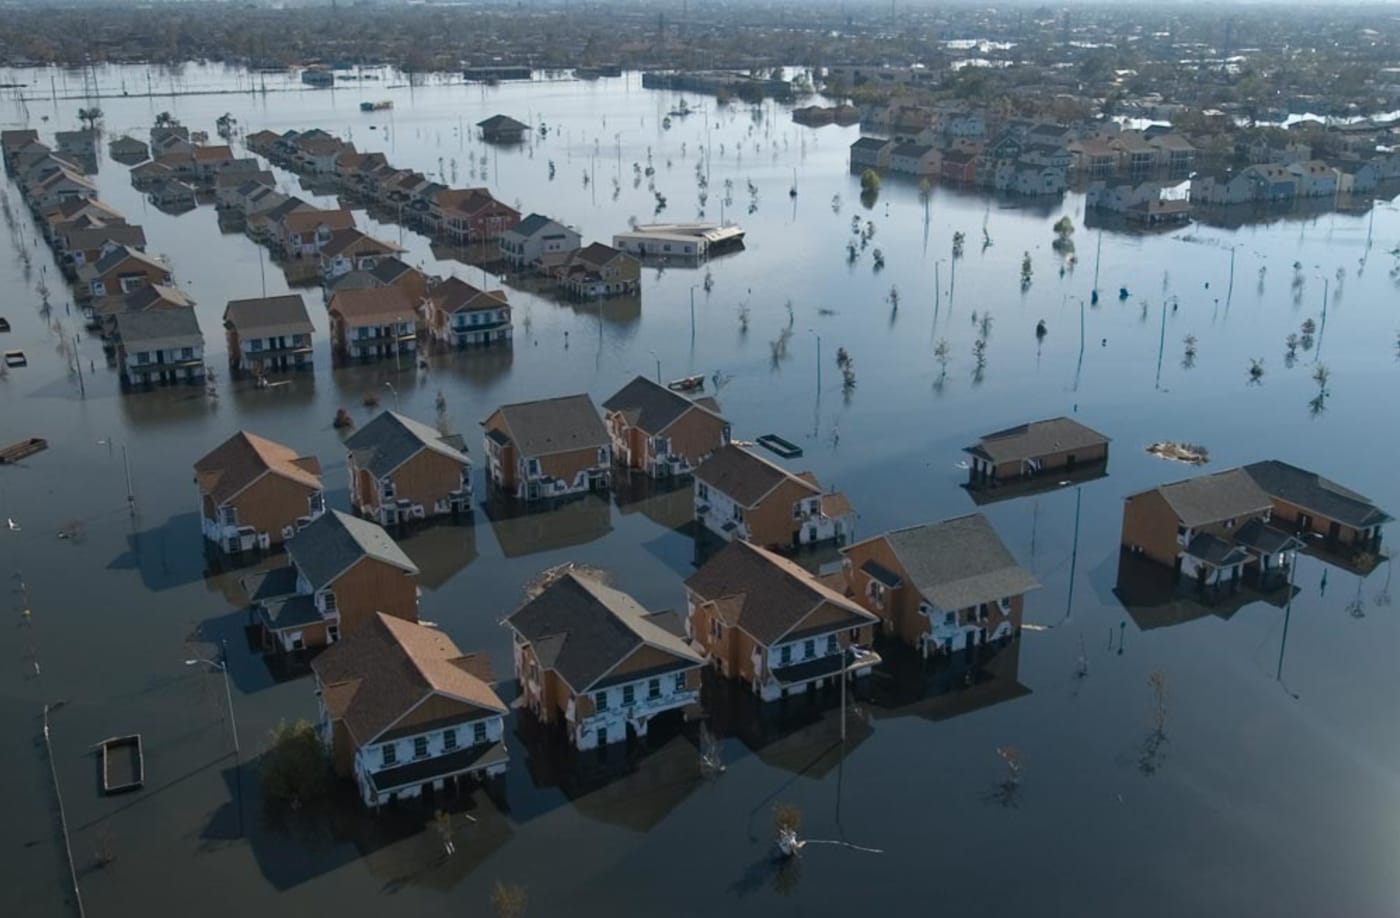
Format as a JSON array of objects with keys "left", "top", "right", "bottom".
[{"left": 1146, "top": 441, "right": 1209, "bottom": 464}]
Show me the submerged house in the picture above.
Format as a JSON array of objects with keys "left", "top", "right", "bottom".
[
  {"left": 481, "top": 394, "right": 611, "bottom": 501},
  {"left": 113, "top": 307, "right": 205, "bottom": 387},
  {"left": 602, "top": 375, "right": 730, "bottom": 479},
  {"left": 684, "top": 540, "right": 880, "bottom": 702},
  {"left": 241, "top": 510, "right": 420, "bottom": 653},
  {"left": 194, "top": 431, "right": 325, "bottom": 553},
  {"left": 1241, "top": 460, "right": 1389, "bottom": 561},
  {"left": 312, "top": 614, "right": 508, "bottom": 808},
  {"left": 964, "top": 416, "right": 1109, "bottom": 490},
  {"left": 1121, "top": 468, "right": 1304, "bottom": 590},
  {"left": 505, "top": 569, "right": 705, "bottom": 751},
  {"left": 842, "top": 514, "right": 1040, "bottom": 656},
  {"left": 693, "top": 444, "right": 855, "bottom": 549},
  {"left": 222, "top": 294, "right": 315, "bottom": 375},
  {"left": 346, "top": 411, "right": 473, "bottom": 525}
]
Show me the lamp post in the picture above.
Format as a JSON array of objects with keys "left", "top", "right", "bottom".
[
  {"left": 809, "top": 329, "right": 821, "bottom": 393},
  {"left": 184, "top": 642, "right": 240, "bottom": 756},
  {"left": 1315, "top": 274, "right": 1329, "bottom": 359},
  {"left": 648, "top": 349, "right": 661, "bottom": 384},
  {"left": 384, "top": 380, "right": 399, "bottom": 411},
  {"left": 688, "top": 284, "right": 697, "bottom": 342}
]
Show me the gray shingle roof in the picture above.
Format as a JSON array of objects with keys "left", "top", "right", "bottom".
[
  {"left": 602, "top": 375, "right": 720, "bottom": 435},
  {"left": 876, "top": 514, "right": 1040, "bottom": 611},
  {"left": 506, "top": 572, "right": 702, "bottom": 693},
  {"left": 489, "top": 394, "right": 608, "bottom": 457},
  {"left": 346, "top": 410, "right": 469, "bottom": 479},
  {"left": 966, "top": 416, "right": 1109, "bottom": 464},
  {"left": 1242, "top": 460, "right": 1391, "bottom": 529},
  {"left": 684, "top": 541, "right": 876, "bottom": 646},
  {"left": 1233, "top": 518, "right": 1303, "bottom": 555},
  {"left": 93, "top": 244, "right": 167, "bottom": 277},
  {"left": 695, "top": 444, "right": 816, "bottom": 507},
  {"left": 851, "top": 137, "right": 890, "bottom": 152},
  {"left": 1152, "top": 469, "right": 1273, "bottom": 529},
  {"left": 114, "top": 307, "right": 203, "bottom": 350},
  {"left": 222, "top": 294, "right": 313, "bottom": 337},
  {"left": 285, "top": 509, "right": 417, "bottom": 591},
  {"left": 509, "top": 212, "right": 554, "bottom": 237},
  {"left": 1184, "top": 533, "right": 1251, "bottom": 568}
]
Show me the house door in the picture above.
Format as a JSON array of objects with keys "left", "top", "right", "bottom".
[
  {"left": 1327, "top": 521, "right": 1341, "bottom": 543},
  {"left": 1297, "top": 513, "right": 1313, "bottom": 535},
  {"left": 1065, "top": 453, "right": 1077, "bottom": 471}
]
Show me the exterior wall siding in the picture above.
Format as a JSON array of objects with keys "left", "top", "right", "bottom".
[{"left": 328, "top": 557, "right": 419, "bottom": 636}]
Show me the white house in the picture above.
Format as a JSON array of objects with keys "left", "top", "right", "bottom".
[
  {"left": 311, "top": 613, "right": 509, "bottom": 808},
  {"left": 498, "top": 212, "right": 581, "bottom": 267}
]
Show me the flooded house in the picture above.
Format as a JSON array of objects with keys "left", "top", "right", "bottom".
[
  {"left": 498, "top": 213, "right": 581, "bottom": 268},
  {"left": 1241, "top": 460, "right": 1390, "bottom": 565},
  {"left": 1121, "top": 468, "right": 1304, "bottom": 591},
  {"left": 326, "top": 287, "right": 418, "bottom": 361},
  {"left": 318, "top": 228, "right": 404, "bottom": 281},
  {"left": 26, "top": 166, "right": 96, "bottom": 211},
  {"left": 222, "top": 294, "right": 315, "bottom": 375},
  {"left": 274, "top": 208, "right": 355, "bottom": 258},
  {"left": 345, "top": 411, "right": 473, "bottom": 525},
  {"left": 841, "top": 514, "right": 1040, "bottom": 656},
  {"left": 241, "top": 510, "right": 420, "bottom": 653},
  {"left": 75, "top": 245, "right": 172, "bottom": 302},
  {"left": 112, "top": 307, "right": 206, "bottom": 387},
  {"left": 481, "top": 394, "right": 611, "bottom": 501},
  {"left": 147, "top": 178, "right": 198, "bottom": 211},
  {"left": 549, "top": 242, "right": 641, "bottom": 298},
  {"left": 89, "top": 284, "right": 194, "bottom": 336},
  {"left": 602, "top": 375, "right": 730, "bottom": 479},
  {"left": 963, "top": 416, "right": 1109, "bottom": 491},
  {"left": 57, "top": 222, "right": 147, "bottom": 273},
  {"left": 107, "top": 134, "right": 149, "bottom": 163},
  {"left": 505, "top": 569, "right": 705, "bottom": 751},
  {"left": 476, "top": 114, "right": 530, "bottom": 144},
  {"left": 420, "top": 277, "right": 512, "bottom": 348},
  {"left": 194, "top": 431, "right": 326, "bottom": 553},
  {"left": 693, "top": 444, "right": 855, "bottom": 550},
  {"left": 426, "top": 187, "right": 521, "bottom": 244},
  {"left": 311, "top": 613, "right": 509, "bottom": 808},
  {"left": 130, "top": 159, "right": 175, "bottom": 190},
  {"left": 684, "top": 540, "right": 880, "bottom": 702}
]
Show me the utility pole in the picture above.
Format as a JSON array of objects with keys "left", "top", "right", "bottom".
[{"left": 122, "top": 444, "right": 134, "bottom": 514}]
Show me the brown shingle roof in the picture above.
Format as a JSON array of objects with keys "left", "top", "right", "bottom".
[
  {"left": 194, "top": 430, "right": 322, "bottom": 505},
  {"left": 966, "top": 416, "right": 1109, "bottom": 465},
  {"left": 695, "top": 444, "right": 818, "bottom": 507},
  {"left": 488, "top": 394, "right": 608, "bottom": 457},
  {"left": 282, "top": 208, "right": 355, "bottom": 237},
  {"left": 328, "top": 286, "right": 416, "bottom": 324},
  {"left": 1141, "top": 468, "right": 1274, "bottom": 529},
  {"left": 684, "top": 541, "right": 876, "bottom": 646},
  {"left": 311, "top": 613, "right": 507, "bottom": 745}
]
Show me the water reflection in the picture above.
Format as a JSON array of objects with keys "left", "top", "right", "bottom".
[
  {"left": 396, "top": 521, "right": 478, "bottom": 590},
  {"left": 1112, "top": 551, "right": 1294, "bottom": 631},
  {"left": 612, "top": 472, "right": 694, "bottom": 532},
  {"left": 868, "top": 635, "right": 1030, "bottom": 722},
  {"left": 481, "top": 492, "right": 612, "bottom": 558}
]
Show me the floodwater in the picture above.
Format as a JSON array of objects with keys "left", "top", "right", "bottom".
[{"left": 2, "top": 64, "right": 1399, "bottom": 917}]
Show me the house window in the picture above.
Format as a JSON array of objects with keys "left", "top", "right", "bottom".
[
  {"left": 1225, "top": 518, "right": 1236, "bottom": 529},
  {"left": 803, "top": 639, "right": 815, "bottom": 659},
  {"left": 648, "top": 678, "right": 661, "bottom": 699},
  {"left": 413, "top": 736, "right": 429, "bottom": 758},
  {"left": 827, "top": 634, "right": 838, "bottom": 655},
  {"left": 622, "top": 684, "right": 635, "bottom": 706},
  {"left": 136, "top": 352, "right": 150, "bottom": 365},
  {"left": 526, "top": 458, "right": 541, "bottom": 477},
  {"left": 473, "top": 721, "right": 487, "bottom": 744},
  {"left": 327, "top": 624, "right": 339, "bottom": 643},
  {"left": 697, "top": 483, "right": 709, "bottom": 500},
  {"left": 779, "top": 645, "right": 792, "bottom": 665},
  {"left": 181, "top": 347, "right": 193, "bottom": 360},
  {"left": 674, "top": 672, "right": 686, "bottom": 692},
  {"left": 249, "top": 338, "right": 263, "bottom": 352},
  {"left": 732, "top": 505, "right": 744, "bottom": 522},
  {"left": 596, "top": 447, "right": 608, "bottom": 465},
  {"left": 595, "top": 690, "right": 608, "bottom": 711},
  {"left": 443, "top": 728, "right": 458, "bottom": 751},
  {"left": 944, "top": 612, "right": 955, "bottom": 625},
  {"left": 322, "top": 592, "right": 337, "bottom": 612},
  {"left": 381, "top": 744, "right": 397, "bottom": 767},
  {"left": 709, "top": 618, "right": 721, "bottom": 641},
  {"left": 596, "top": 727, "right": 608, "bottom": 746}
]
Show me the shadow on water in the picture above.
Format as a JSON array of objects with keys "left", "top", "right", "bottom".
[
  {"left": 107, "top": 510, "right": 208, "bottom": 592},
  {"left": 508, "top": 710, "right": 705, "bottom": 833},
  {"left": 1111, "top": 550, "right": 1294, "bottom": 633},
  {"left": 480, "top": 491, "right": 613, "bottom": 558},
  {"left": 867, "top": 634, "right": 1030, "bottom": 724},
  {"left": 227, "top": 373, "right": 318, "bottom": 417},
  {"left": 395, "top": 518, "right": 479, "bottom": 590}
]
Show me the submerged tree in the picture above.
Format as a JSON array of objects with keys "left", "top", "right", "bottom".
[
  {"left": 1052, "top": 215, "right": 1075, "bottom": 253},
  {"left": 1248, "top": 357, "right": 1264, "bottom": 384},
  {"left": 490, "top": 882, "right": 528, "bottom": 918},
  {"left": 1020, "top": 252, "right": 1032, "bottom": 290},
  {"left": 259, "top": 720, "right": 331, "bottom": 810}
]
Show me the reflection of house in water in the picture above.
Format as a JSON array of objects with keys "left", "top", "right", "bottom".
[
  {"left": 613, "top": 473, "right": 699, "bottom": 532},
  {"left": 704, "top": 673, "right": 873, "bottom": 780},
  {"left": 867, "top": 635, "right": 1030, "bottom": 724},
  {"left": 515, "top": 715, "right": 703, "bottom": 832},
  {"left": 396, "top": 522, "right": 478, "bottom": 589},
  {"left": 482, "top": 492, "right": 613, "bottom": 558},
  {"left": 1113, "top": 551, "right": 1294, "bottom": 631}
]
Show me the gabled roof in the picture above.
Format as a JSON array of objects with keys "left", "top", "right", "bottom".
[
  {"left": 320, "top": 228, "right": 402, "bottom": 258},
  {"left": 965, "top": 416, "right": 1108, "bottom": 464},
  {"left": 507, "top": 212, "right": 569, "bottom": 239},
  {"left": 1135, "top": 468, "right": 1274, "bottom": 529},
  {"left": 427, "top": 276, "right": 503, "bottom": 314},
  {"left": 369, "top": 256, "right": 416, "bottom": 285},
  {"left": 94, "top": 284, "right": 195, "bottom": 318},
  {"left": 223, "top": 294, "right": 313, "bottom": 337},
  {"left": 851, "top": 136, "right": 891, "bottom": 152},
  {"left": 192, "top": 144, "right": 234, "bottom": 162},
  {"left": 684, "top": 541, "right": 877, "bottom": 646},
  {"left": 327, "top": 286, "right": 416, "bottom": 324},
  {"left": 855, "top": 514, "right": 1041, "bottom": 611},
  {"left": 347, "top": 410, "right": 469, "bottom": 479},
  {"left": 281, "top": 208, "right": 354, "bottom": 237},
  {"left": 62, "top": 223, "right": 147, "bottom": 253},
  {"left": 603, "top": 375, "right": 723, "bottom": 435},
  {"left": 477, "top": 114, "right": 529, "bottom": 132},
  {"left": 312, "top": 613, "right": 506, "bottom": 745},
  {"left": 91, "top": 245, "right": 169, "bottom": 278},
  {"left": 1242, "top": 460, "right": 1391, "bottom": 529},
  {"left": 485, "top": 394, "right": 608, "bottom": 457},
  {"left": 195, "top": 431, "right": 322, "bottom": 505},
  {"left": 694, "top": 444, "right": 817, "bottom": 507},
  {"left": 573, "top": 242, "right": 624, "bottom": 269},
  {"left": 286, "top": 510, "right": 417, "bottom": 591},
  {"left": 114, "top": 307, "right": 202, "bottom": 351},
  {"left": 505, "top": 572, "right": 702, "bottom": 693}
]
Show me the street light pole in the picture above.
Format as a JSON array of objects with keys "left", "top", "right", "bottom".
[
  {"left": 384, "top": 381, "right": 399, "bottom": 412},
  {"left": 688, "top": 285, "right": 697, "bottom": 342},
  {"left": 809, "top": 330, "right": 821, "bottom": 392},
  {"left": 649, "top": 349, "right": 661, "bottom": 383}
]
